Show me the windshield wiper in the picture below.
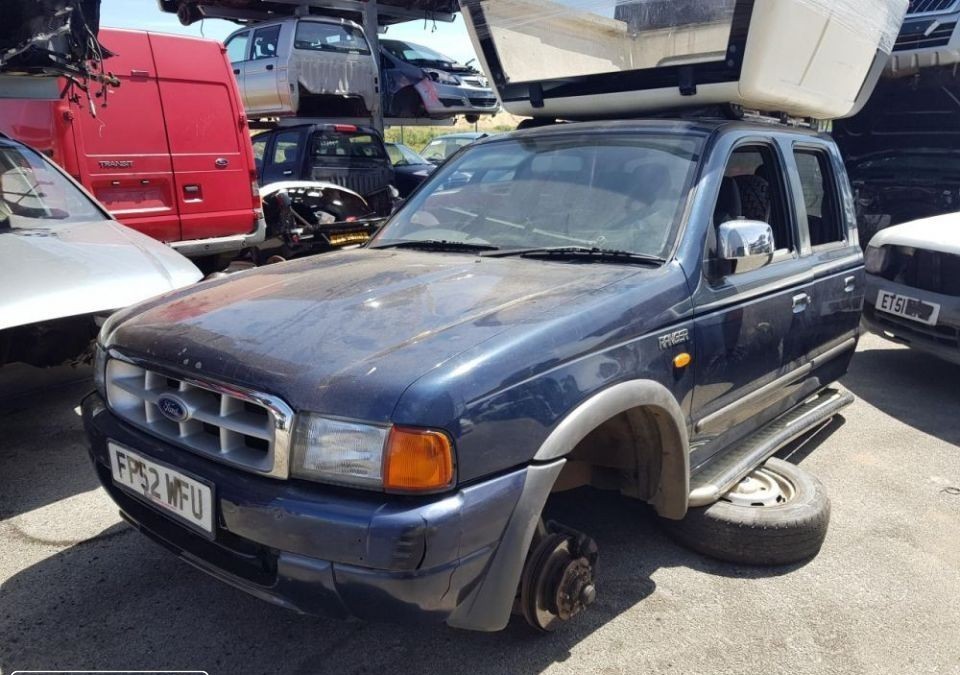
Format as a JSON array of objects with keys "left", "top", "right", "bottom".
[
  {"left": 485, "top": 246, "right": 666, "bottom": 265},
  {"left": 372, "top": 239, "right": 500, "bottom": 253}
]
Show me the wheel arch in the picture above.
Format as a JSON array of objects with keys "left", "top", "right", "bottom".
[{"left": 534, "top": 379, "right": 690, "bottom": 520}]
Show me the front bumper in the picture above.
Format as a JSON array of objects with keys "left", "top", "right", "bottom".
[
  {"left": 416, "top": 80, "right": 500, "bottom": 117},
  {"left": 170, "top": 215, "right": 267, "bottom": 258},
  {"left": 862, "top": 273, "right": 960, "bottom": 365},
  {"left": 887, "top": 11, "right": 960, "bottom": 75},
  {"left": 82, "top": 393, "right": 560, "bottom": 631}
]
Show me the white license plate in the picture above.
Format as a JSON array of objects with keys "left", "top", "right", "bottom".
[
  {"left": 876, "top": 289, "right": 941, "bottom": 326},
  {"left": 109, "top": 442, "right": 214, "bottom": 534}
]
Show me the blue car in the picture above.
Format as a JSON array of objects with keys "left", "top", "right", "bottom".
[{"left": 84, "top": 119, "right": 863, "bottom": 632}]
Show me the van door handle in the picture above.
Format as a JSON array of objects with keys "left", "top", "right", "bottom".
[
  {"left": 844, "top": 276, "right": 856, "bottom": 293},
  {"left": 266, "top": 64, "right": 274, "bottom": 71},
  {"left": 792, "top": 293, "right": 810, "bottom": 313}
]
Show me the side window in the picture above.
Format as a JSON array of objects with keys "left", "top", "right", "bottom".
[
  {"left": 271, "top": 132, "right": 301, "bottom": 167},
  {"left": 795, "top": 148, "right": 844, "bottom": 247},
  {"left": 711, "top": 144, "right": 795, "bottom": 260},
  {"left": 251, "top": 25, "right": 281, "bottom": 60},
  {"left": 225, "top": 33, "right": 249, "bottom": 63},
  {"left": 251, "top": 136, "right": 268, "bottom": 179}
]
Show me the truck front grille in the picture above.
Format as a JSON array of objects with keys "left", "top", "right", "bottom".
[
  {"left": 878, "top": 246, "right": 960, "bottom": 296},
  {"left": 894, "top": 21, "right": 957, "bottom": 50},
  {"left": 907, "top": 0, "right": 958, "bottom": 15},
  {"left": 105, "top": 356, "right": 294, "bottom": 478}
]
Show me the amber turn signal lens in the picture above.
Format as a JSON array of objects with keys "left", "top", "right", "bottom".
[
  {"left": 384, "top": 427, "right": 455, "bottom": 492},
  {"left": 673, "top": 352, "right": 692, "bottom": 369}
]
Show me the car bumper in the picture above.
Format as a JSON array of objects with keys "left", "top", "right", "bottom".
[
  {"left": 82, "top": 393, "right": 561, "bottom": 631},
  {"left": 417, "top": 81, "right": 500, "bottom": 116},
  {"left": 862, "top": 273, "right": 960, "bottom": 365},
  {"left": 887, "top": 12, "right": 960, "bottom": 75},
  {"left": 170, "top": 215, "right": 267, "bottom": 258}
]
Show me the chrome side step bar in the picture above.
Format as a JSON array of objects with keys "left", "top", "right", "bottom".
[{"left": 688, "top": 388, "right": 854, "bottom": 508}]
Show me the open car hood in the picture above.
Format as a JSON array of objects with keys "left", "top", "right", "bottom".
[
  {"left": 1, "top": 218, "right": 202, "bottom": 331},
  {"left": 833, "top": 69, "right": 960, "bottom": 163}
]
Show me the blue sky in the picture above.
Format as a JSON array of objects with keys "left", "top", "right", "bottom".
[{"left": 99, "top": 0, "right": 478, "bottom": 63}]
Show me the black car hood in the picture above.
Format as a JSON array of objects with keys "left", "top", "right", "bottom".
[
  {"left": 833, "top": 70, "right": 960, "bottom": 162},
  {"left": 110, "top": 249, "right": 637, "bottom": 421}
]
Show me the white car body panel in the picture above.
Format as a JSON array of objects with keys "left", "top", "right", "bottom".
[{"left": 869, "top": 211, "right": 960, "bottom": 255}]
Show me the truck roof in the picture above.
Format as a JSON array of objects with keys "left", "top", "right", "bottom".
[{"left": 478, "top": 118, "right": 831, "bottom": 145}]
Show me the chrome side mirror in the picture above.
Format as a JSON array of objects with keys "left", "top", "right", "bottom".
[{"left": 717, "top": 220, "right": 775, "bottom": 274}]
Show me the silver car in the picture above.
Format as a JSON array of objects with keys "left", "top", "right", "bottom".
[
  {"left": 225, "top": 17, "right": 379, "bottom": 118},
  {"left": 0, "top": 135, "right": 201, "bottom": 368},
  {"left": 380, "top": 40, "right": 500, "bottom": 122}
]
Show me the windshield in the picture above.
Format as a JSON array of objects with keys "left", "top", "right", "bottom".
[
  {"left": 295, "top": 21, "right": 370, "bottom": 55},
  {"left": 0, "top": 143, "right": 104, "bottom": 230},
  {"left": 388, "top": 143, "right": 428, "bottom": 166},
  {"left": 373, "top": 133, "right": 702, "bottom": 259},
  {"left": 421, "top": 136, "right": 478, "bottom": 162},
  {"left": 382, "top": 40, "right": 455, "bottom": 66}
]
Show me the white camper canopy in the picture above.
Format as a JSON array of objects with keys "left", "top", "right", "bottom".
[{"left": 461, "top": 0, "right": 908, "bottom": 120}]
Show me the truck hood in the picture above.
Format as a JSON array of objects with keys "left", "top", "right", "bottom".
[
  {"left": 870, "top": 212, "right": 960, "bottom": 255},
  {"left": 108, "top": 249, "right": 638, "bottom": 420},
  {"left": 1, "top": 218, "right": 202, "bottom": 331}
]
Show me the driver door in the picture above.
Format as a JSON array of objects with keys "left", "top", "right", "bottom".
[{"left": 689, "top": 140, "right": 814, "bottom": 467}]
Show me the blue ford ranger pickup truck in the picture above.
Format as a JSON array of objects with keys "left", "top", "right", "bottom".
[{"left": 83, "top": 119, "right": 863, "bottom": 632}]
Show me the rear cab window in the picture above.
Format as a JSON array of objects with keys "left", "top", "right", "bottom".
[
  {"left": 295, "top": 21, "right": 370, "bottom": 54},
  {"left": 310, "top": 129, "right": 386, "bottom": 165},
  {"left": 794, "top": 147, "right": 845, "bottom": 248}
]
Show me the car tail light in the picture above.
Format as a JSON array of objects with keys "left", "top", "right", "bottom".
[{"left": 334, "top": 124, "right": 357, "bottom": 133}]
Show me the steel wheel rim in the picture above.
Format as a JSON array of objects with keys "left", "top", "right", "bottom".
[{"left": 722, "top": 466, "right": 797, "bottom": 507}]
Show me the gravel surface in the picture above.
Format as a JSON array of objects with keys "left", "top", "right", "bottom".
[{"left": 2, "top": 333, "right": 959, "bottom": 675}]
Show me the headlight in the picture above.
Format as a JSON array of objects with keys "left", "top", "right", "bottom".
[
  {"left": 424, "top": 69, "right": 460, "bottom": 85},
  {"left": 864, "top": 245, "right": 890, "bottom": 275},
  {"left": 292, "top": 414, "right": 455, "bottom": 492},
  {"left": 93, "top": 342, "right": 108, "bottom": 398}
]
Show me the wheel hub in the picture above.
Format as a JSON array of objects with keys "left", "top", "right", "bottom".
[
  {"left": 723, "top": 466, "right": 797, "bottom": 507},
  {"left": 520, "top": 527, "right": 598, "bottom": 631}
]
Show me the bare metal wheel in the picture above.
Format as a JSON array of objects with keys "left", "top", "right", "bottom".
[
  {"left": 661, "top": 458, "right": 831, "bottom": 566},
  {"left": 722, "top": 466, "right": 797, "bottom": 507}
]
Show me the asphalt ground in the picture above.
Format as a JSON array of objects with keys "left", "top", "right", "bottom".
[{"left": 2, "top": 332, "right": 959, "bottom": 675}]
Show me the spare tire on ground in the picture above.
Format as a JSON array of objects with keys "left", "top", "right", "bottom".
[{"left": 662, "top": 458, "right": 830, "bottom": 566}]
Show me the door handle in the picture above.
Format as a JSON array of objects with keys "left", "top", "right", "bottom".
[
  {"left": 233, "top": 68, "right": 240, "bottom": 75},
  {"left": 282, "top": 170, "right": 293, "bottom": 176},
  {"left": 266, "top": 64, "right": 274, "bottom": 71},
  {"left": 844, "top": 275, "right": 856, "bottom": 293},
  {"left": 792, "top": 293, "right": 810, "bottom": 313}
]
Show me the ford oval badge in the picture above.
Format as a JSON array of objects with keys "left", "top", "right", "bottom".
[{"left": 157, "top": 395, "right": 190, "bottom": 423}]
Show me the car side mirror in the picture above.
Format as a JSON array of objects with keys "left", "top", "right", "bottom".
[{"left": 717, "top": 220, "right": 775, "bottom": 274}]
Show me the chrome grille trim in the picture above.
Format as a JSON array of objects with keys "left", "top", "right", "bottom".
[{"left": 104, "top": 350, "right": 294, "bottom": 479}]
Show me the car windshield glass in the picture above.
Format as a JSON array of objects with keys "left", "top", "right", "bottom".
[
  {"left": 372, "top": 133, "right": 702, "bottom": 259},
  {"left": 384, "top": 40, "right": 454, "bottom": 66},
  {"left": 0, "top": 144, "right": 103, "bottom": 231},
  {"left": 311, "top": 131, "right": 386, "bottom": 161},
  {"left": 394, "top": 144, "right": 427, "bottom": 166},
  {"left": 295, "top": 21, "right": 370, "bottom": 55}
]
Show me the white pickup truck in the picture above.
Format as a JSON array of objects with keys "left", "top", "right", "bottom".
[{"left": 224, "top": 16, "right": 379, "bottom": 119}]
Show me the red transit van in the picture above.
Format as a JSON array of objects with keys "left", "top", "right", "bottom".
[{"left": 0, "top": 28, "right": 264, "bottom": 261}]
